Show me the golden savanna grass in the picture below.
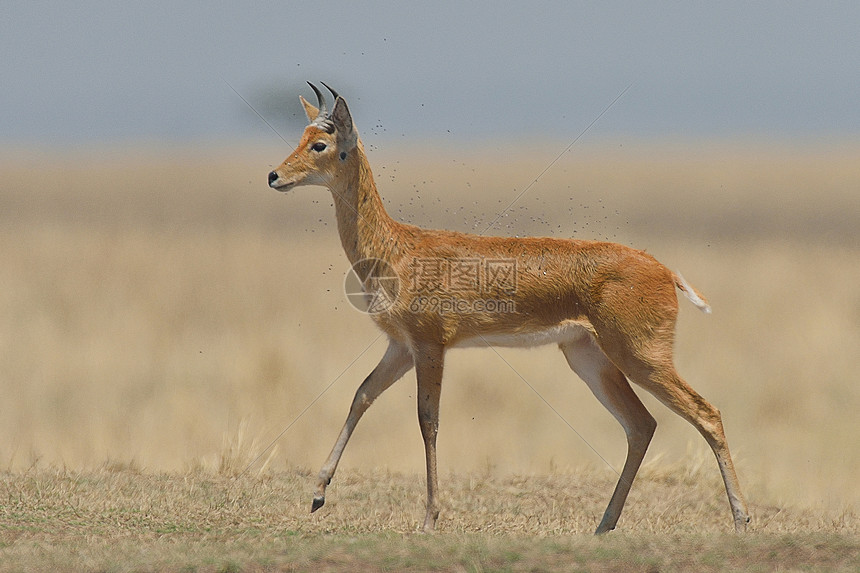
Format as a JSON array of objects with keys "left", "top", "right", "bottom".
[{"left": 1, "top": 140, "right": 858, "bottom": 570}]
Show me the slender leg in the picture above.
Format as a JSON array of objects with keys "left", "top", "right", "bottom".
[
  {"left": 414, "top": 343, "right": 445, "bottom": 532},
  {"left": 588, "top": 277, "right": 750, "bottom": 533},
  {"left": 311, "top": 339, "right": 413, "bottom": 512},
  {"left": 560, "top": 335, "right": 657, "bottom": 534},
  {"left": 625, "top": 361, "right": 751, "bottom": 532}
]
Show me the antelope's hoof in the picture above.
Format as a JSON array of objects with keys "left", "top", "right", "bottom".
[{"left": 311, "top": 496, "right": 325, "bottom": 513}]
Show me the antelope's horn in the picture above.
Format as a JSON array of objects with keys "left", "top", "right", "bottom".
[
  {"left": 321, "top": 82, "right": 340, "bottom": 102},
  {"left": 307, "top": 82, "right": 327, "bottom": 118}
]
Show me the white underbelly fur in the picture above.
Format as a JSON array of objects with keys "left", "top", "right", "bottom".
[{"left": 451, "top": 320, "right": 594, "bottom": 349}]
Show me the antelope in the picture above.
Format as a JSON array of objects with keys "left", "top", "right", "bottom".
[{"left": 267, "top": 83, "right": 750, "bottom": 534}]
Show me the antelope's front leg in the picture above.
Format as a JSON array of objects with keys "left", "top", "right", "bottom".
[
  {"left": 311, "top": 340, "right": 413, "bottom": 512},
  {"left": 414, "top": 343, "right": 445, "bottom": 532}
]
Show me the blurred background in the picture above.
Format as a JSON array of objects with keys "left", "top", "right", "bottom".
[
  {"left": 1, "top": 2, "right": 858, "bottom": 515},
  {"left": 3, "top": 2, "right": 859, "bottom": 144}
]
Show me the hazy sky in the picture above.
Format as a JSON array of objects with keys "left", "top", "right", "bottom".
[{"left": 2, "top": 2, "right": 859, "bottom": 146}]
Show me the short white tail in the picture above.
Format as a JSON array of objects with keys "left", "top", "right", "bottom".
[{"left": 674, "top": 272, "right": 712, "bottom": 314}]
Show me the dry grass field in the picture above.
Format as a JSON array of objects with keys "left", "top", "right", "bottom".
[
  {"left": 1, "top": 467, "right": 856, "bottom": 571},
  {"left": 1, "top": 140, "right": 858, "bottom": 570}
]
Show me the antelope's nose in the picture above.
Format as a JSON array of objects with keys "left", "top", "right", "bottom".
[{"left": 268, "top": 171, "right": 280, "bottom": 186}]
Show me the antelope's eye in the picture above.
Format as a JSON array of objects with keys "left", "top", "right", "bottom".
[{"left": 311, "top": 142, "right": 327, "bottom": 152}]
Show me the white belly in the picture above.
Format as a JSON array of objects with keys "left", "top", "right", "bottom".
[{"left": 451, "top": 320, "right": 594, "bottom": 349}]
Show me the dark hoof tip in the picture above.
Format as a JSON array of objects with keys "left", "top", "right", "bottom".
[{"left": 311, "top": 497, "right": 325, "bottom": 513}]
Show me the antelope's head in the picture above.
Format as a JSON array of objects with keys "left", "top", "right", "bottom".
[{"left": 268, "top": 82, "right": 358, "bottom": 191}]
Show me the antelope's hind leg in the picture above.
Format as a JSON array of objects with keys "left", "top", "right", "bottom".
[
  {"left": 311, "top": 339, "right": 414, "bottom": 512},
  {"left": 560, "top": 335, "right": 657, "bottom": 534},
  {"left": 621, "top": 358, "right": 751, "bottom": 532}
]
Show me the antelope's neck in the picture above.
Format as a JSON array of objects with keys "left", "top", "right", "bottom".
[{"left": 329, "top": 148, "right": 399, "bottom": 265}]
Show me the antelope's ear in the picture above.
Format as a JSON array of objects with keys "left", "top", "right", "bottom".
[
  {"left": 331, "top": 97, "right": 357, "bottom": 149},
  {"left": 300, "top": 96, "right": 319, "bottom": 123}
]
